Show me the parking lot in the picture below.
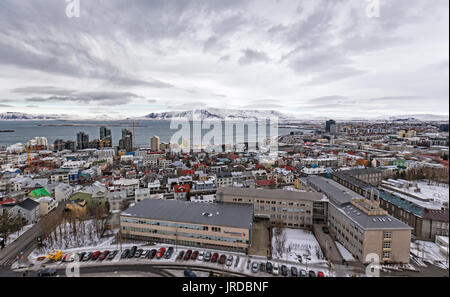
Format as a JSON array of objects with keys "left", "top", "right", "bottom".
[{"left": 27, "top": 243, "right": 333, "bottom": 277}]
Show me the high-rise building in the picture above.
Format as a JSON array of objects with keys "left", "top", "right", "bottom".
[
  {"left": 53, "top": 139, "right": 64, "bottom": 151},
  {"left": 325, "top": 120, "right": 336, "bottom": 132},
  {"left": 150, "top": 136, "right": 160, "bottom": 152},
  {"left": 100, "top": 126, "right": 112, "bottom": 147},
  {"left": 76, "top": 132, "right": 89, "bottom": 150},
  {"left": 119, "top": 129, "right": 133, "bottom": 152}
]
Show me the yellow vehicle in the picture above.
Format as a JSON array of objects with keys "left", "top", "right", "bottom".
[{"left": 45, "top": 250, "right": 63, "bottom": 262}]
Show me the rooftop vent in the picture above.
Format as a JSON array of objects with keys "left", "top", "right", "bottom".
[{"left": 202, "top": 212, "right": 213, "bottom": 217}]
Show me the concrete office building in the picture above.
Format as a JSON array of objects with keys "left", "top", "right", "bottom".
[
  {"left": 150, "top": 136, "right": 160, "bottom": 152},
  {"left": 120, "top": 199, "right": 253, "bottom": 252},
  {"left": 216, "top": 187, "right": 327, "bottom": 229},
  {"left": 303, "top": 176, "right": 412, "bottom": 264}
]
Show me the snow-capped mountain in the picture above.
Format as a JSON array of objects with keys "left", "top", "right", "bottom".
[
  {"left": 0, "top": 112, "right": 67, "bottom": 120},
  {"left": 139, "top": 108, "right": 292, "bottom": 121}
]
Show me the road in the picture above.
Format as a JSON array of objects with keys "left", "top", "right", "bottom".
[{"left": 0, "top": 201, "right": 68, "bottom": 267}]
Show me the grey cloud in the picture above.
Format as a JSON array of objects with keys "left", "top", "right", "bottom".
[
  {"left": 25, "top": 91, "right": 145, "bottom": 106},
  {"left": 238, "top": 49, "right": 270, "bottom": 65}
]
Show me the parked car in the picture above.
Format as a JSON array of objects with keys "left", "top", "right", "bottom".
[
  {"left": 141, "top": 250, "right": 149, "bottom": 258},
  {"left": 308, "top": 270, "right": 316, "bottom": 277},
  {"left": 62, "top": 253, "right": 73, "bottom": 262},
  {"left": 134, "top": 249, "right": 143, "bottom": 258},
  {"left": 108, "top": 250, "right": 118, "bottom": 260},
  {"left": 291, "top": 267, "right": 298, "bottom": 277},
  {"left": 184, "top": 269, "right": 197, "bottom": 277},
  {"left": 218, "top": 254, "right": 226, "bottom": 265},
  {"left": 272, "top": 264, "right": 280, "bottom": 276},
  {"left": 128, "top": 246, "right": 137, "bottom": 258},
  {"left": 82, "top": 252, "right": 92, "bottom": 261},
  {"left": 281, "top": 265, "right": 288, "bottom": 276},
  {"left": 197, "top": 251, "right": 204, "bottom": 261},
  {"left": 234, "top": 256, "right": 240, "bottom": 268},
  {"left": 251, "top": 262, "right": 259, "bottom": 273},
  {"left": 322, "top": 226, "right": 330, "bottom": 234},
  {"left": 226, "top": 255, "right": 233, "bottom": 266},
  {"left": 211, "top": 252, "right": 218, "bottom": 263},
  {"left": 164, "top": 247, "right": 174, "bottom": 259},
  {"left": 91, "top": 251, "right": 101, "bottom": 260},
  {"left": 121, "top": 249, "right": 129, "bottom": 259},
  {"left": 260, "top": 262, "right": 266, "bottom": 272},
  {"left": 77, "top": 252, "right": 85, "bottom": 262},
  {"left": 148, "top": 249, "right": 157, "bottom": 259},
  {"left": 38, "top": 268, "right": 57, "bottom": 277},
  {"left": 266, "top": 262, "right": 273, "bottom": 273},
  {"left": 184, "top": 250, "right": 192, "bottom": 260},
  {"left": 191, "top": 250, "right": 199, "bottom": 260},
  {"left": 299, "top": 269, "right": 307, "bottom": 277},
  {"left": 156, "top": 247, "right": 166, "bottom": 259},
  {"left": 317, "top": 271, "right": 325, "bottom": 277},
  {"left": 177, "top": 250, "right": 185, "bottom": 260},
  {"left": 99, "top": 250, "right": 110, "bottom": 261},
  {"left": 204, "top": 252, "right": 212, "bottom": 262}
]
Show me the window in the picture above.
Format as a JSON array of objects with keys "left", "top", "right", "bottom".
[
  {"left": 383, "top": 232, "right": 392, "bottom": 239},
  {"left": 383, "top": 242, "right": 391, "bottom": 249},
  {"left": 383, "top": 251, "right": 391, "bottom": 259}
]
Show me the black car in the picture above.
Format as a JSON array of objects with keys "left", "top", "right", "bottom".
[
  {"left": 281, "top": 265, "right": 288, "bottom": 276},
  {"left": 164, "top": 247, "right": 174, "bottom": 259},
  {"left": 121, "top": 249, "right": 130, "bottom": 259},
  {"left": 308, "top": 270, "right": 316, "bottom": 277},
  {"left": 259, "top": 262, "right": 266, "bottom": 272},
  {"left": 82, "top": 252, "right": 92, "bottom": 261},
  {"left": 177, "top": 250, "right": 185, "bottom": 260},
  {"left": 147, "top": 249, "right": 157, "bottom": 259},
  {"left": 322, "top": 226, "right": 330, "bottom": 234},
  {"left": 266, "top": 262, "right": 273, "bottom": 273},
  {"left": 135, "top": 249, "right": 143, "bottom": 258},
  {"left": 38, "top": 268, "right": 57, "bottom": 277},
  {"left": 291, "top": 267, "right": 298, "bottom": 277},
  {"left": 108, "top": 250, "right": 118, "bottom": 260},
  {"left": 77, "top": 252, "right": 86, "bottom": 262},
  {"left": 128, "top": 246, "right": 137, "bottom": 258}
]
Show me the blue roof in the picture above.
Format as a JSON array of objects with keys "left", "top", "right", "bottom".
[{"left": 379, "top": 190, "right": 423, "bottom": 217}]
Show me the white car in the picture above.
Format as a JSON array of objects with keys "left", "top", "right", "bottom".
[
  {"left": 226, "top": 255, "right": 233, "bottom": 266},
  {"left": 272, "top": 264, "right": 280, "bottom": 276},
  {"left": 251, "top": 262, "right": 259, "bottom": 273},
  {"left": 197, "top": 251, "right": 204, "bottom": 261}
]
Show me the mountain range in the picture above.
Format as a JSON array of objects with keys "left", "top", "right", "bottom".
[{"left": 0, "top": 110, "right": 448, "bottom": 122}]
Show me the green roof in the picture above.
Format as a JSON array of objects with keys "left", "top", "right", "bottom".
[{"left": 29, "top": 188, "right": 51, "bottom": 198}]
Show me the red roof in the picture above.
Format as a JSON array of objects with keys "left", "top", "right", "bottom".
[
  {"left": 0, "top": 198, "right": 15, "bottom": 205},
  {"left": 174, "top": 184, "right": 190, "bottom": 193},
  {"left": 256, "top": 179, "right": 277, "bottom": 186},
  {"left": 180, "top": 170, "right": 195, "bottom": 176}
]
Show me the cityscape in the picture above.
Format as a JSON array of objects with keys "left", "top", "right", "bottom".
[{"left": 0, "top": 0, "right": 448, "bottom": 290}]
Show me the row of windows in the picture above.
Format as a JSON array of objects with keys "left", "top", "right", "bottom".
[
  {"left": 123, "top": 226, "right": 247, "bottom": 243},
  {"left": 121, "top": 217, "right": 216, "bottom": 232}
]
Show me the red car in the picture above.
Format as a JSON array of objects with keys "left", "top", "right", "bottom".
[
  {"left": 317, "top": 271, "right": 325, "bottom": 277},
  {"left": 191, "top": 251, "right": 199, "bottom": 260},
  {"left": 218, "top": 254, "right": 226, "bottom": 265},
  {"left": 91, "top": 251, "right": 101, "bottom": 260},
  {"left": 184, "top": 250, "right": 192, "bottom": 261},
  {"left": 99, "top": 250, "right": 110, "bottom": 261},
  {"left": 156, "top": 247, "right": 166, "bottom": 259},
  {"left": 211, "top": 253, "right": 219, "bottom": 263}
]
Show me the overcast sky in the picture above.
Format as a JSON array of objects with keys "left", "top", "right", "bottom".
[{"left": 0, "top": 0, "right": 448, "bottom": 119}]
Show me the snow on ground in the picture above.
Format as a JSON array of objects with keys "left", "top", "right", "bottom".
[
  {"left": 410, "top": 240, "right": 449, "bottom": 270},
  {"left": 4, "top": 224, "right": 34, "bottom": 248},
  {"left": 335, "top": 241, "right": 355, "bottom": 262},
  {"left": 272, "top": 228, "right": 327, "bottom": 265},
  {"left": 32, "top": 219, "right": 118, "bottom": 256}
]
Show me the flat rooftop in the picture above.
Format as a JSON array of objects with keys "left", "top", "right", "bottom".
[
  {"left": 121, "top": 199, "right": 253, "bottom": 229},
  {"left": 217, "top": 187, "right": 323, "bottom": 202},
  {"left": 334, "top": 203, "right": 412, "bottom": 231},
  {"left": 303, "top": 176, "right": 363, "bottom": 205}
]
